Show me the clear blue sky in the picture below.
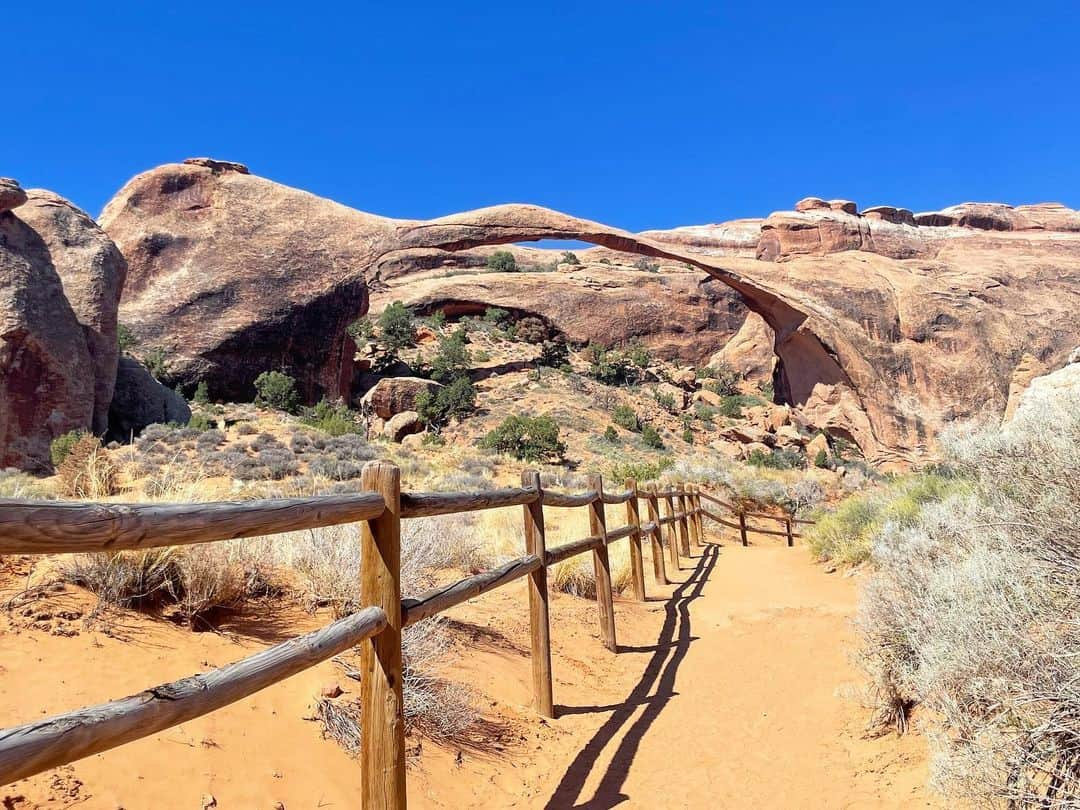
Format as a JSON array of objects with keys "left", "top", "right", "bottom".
[{"left": 7, "top": 2, "right": 1079, "bottom": 231}]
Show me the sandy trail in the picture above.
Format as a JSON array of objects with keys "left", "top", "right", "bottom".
[
  {"left": 1, "top": 531, "right": 935, "bottom": 809},
  {"left": 538, "top": 539, "right": 935, "bottom": 809}
]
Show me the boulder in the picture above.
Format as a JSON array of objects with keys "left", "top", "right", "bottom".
[
  {"left": 709, "top": 311, "right": 775, "bottom": 384},
  {"left": 1004, "top": 354, "right": 1049, "bottom": 421},
  {"left": 383, "top": 410, "right": 423, "bottom": 443},
  {"left": 655, "top": 382, "right": 688, "bottom": 410},
  {"left": 361, "top": 377, "right": 442, "bottom": 420},
  {"left": 806, "top": 433, "right": 829, "bottom": 461},
  {"left": 692, "top": 389, "right": 722, "bottom": 407},
  {"left": 721, "top": 423, "right": 775, "bottom": 447},
  {"left": 794, "top": 196, "right": 830, "bottom": 212},
  {"left": 763, "top": 405, "right": 791, "bottom": 432},
  {"left": 668, "top": 366, "right": 697, "bottom": 389},
  {"left": 0, "top": 178, "right": 27, "bottom": 213},
  {"left": 107, "top": 356, "right": 191, "bottom": 441},
  {"left": 774, "top": 423, "right": 806, "bottom": 447},
  {"left": 861, "top": 205, "right": 915, "bottom": 225},
  {"left": 829, "top": 200, "right": 858, "bottom": 214},
  {"left": 17, "top": 191, "right": 127, "bottom": 435},
  {"left": 741, "top": 441, "right": 773, "bottom": 460},
  {"left": 1, "top": 195, "right": 95, "bottom": 471}
]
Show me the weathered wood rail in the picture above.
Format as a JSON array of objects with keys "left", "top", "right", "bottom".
[
  {"left": 0, "top": 464, "right": 805, "bottom": 806},
  {"left": 698, "top": 487, "right": 814, "bottom": 547}
]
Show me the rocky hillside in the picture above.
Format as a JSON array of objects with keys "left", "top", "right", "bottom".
[
  {"left": 101, "top": 161, "right": 1080, "bottom": 464},
  {"left": 3, "top": 159, "right": 1078, "bottom": 471}
]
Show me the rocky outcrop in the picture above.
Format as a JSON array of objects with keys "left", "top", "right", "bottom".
[
  {"left": 17, "top": 191, "right": 127, "bottom": 434},
  {"left": 102, "top": 164, "right": 1080, "bottom": 465},
  {"left": 707, "top": 311, "right": 774, "bottom": 382},
  {"left": 0, "top": 179, "right": 28, "bottom": 213},
  {"left": 370, "top": 264, "right": 747, "bottom": 366},
  {"left": 107, "top": 356, "right": 191, "bottom": 441},
  {"left": 383, "top": 411, "right": 423, "bottom": 443},
  {"left": 1, "top": 195, "right": 95, "bottom": 470},
  {"left": 361, "top": 376, "right": 442, "bottom": 420}
]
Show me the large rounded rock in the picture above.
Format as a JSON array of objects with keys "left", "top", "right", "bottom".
[
  {"left": 107, "top": 356, "right": 191, "bottom": 440},
  {"left": 1, "top": 199, "right": 95, "bottom": 471},
  {"left": 360, "top": 376, "right": 442, "bottom": 420},
  {"left": 0, "top": 179, "right": 28, "bottom": 213},
  {"left": 17, "top": 191, "right": 127, "bottom": 435},
  {"left": 383, "top": 410, "right": 423, "bottom": 443}
]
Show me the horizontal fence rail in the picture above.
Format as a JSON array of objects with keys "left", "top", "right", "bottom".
[
  {"left": 0, "top": 464, "right": 806, "bottom": 806},
  {"left": 0, "top": 494, "right": 387, "bottom": 555},
  {"left": 0, "top": 606, "right": 388, "bottom": 785}
]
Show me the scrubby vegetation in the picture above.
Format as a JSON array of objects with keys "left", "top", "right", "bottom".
[
  {"left": 485, "top": 251, "right": 517, "bottom": 273},
  {"left": 811, "top": 380, "right": 1080, "bottom": 807},
  {"left": 480, "top": 415, "right": 565, "bottom": 461},
  {"left": 254, "top": 370, "right": 300, "bottom": 414}
]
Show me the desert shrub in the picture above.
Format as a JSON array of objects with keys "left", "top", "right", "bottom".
[
  {"left": 253, "top": 370, "right": 300, "bottom": 414},
  {"left": 560, "top": 251, "right": 580, "bottom": 265},
  {"left": 300, "top": 399, "right": 363, "bottom": 436},
  {"left": 143, "top": 347, "right": 169, "bottom": 380},
  {"left": 701, "top": 363, "right": 742, "bottom": 397},
  {"left": 654, "top": 391, "right": 678, "bottom": 413},
  {"left": 808, "top": 472, "right": 961, "bottom": 566},
  {"left": 257, "top": 448, "right": 300, "bottom": 480},
  {"left": 192, "top": 380, "right": 210, "bottom": 405},
  {"left": 485, "top": 251, "right": 517, "bottom": 273},
  {"left": 480, "top": 415, "right": 565, "bottom": 462},
  {"left": 62, "top": 549, "right": 179, "bottom": 610},
  {"left": 587, "top": 343, "right": 645, "bottom": 387},
  {"left": 0, "top": 470, "right": 51, "bottom": 499},
  {"left": 429, "top": 328, "right": 471, "bottom": 383},
  {"left": 195, "top": 428, "right": 225, "bottom": 449},
  {"left": 747, "top": 447, "right": 805, "bottom": 470},
  {"left": 681, "top": 428, "right": 694, "bottom": 444},
  {"left": 483, "top": 306, "right": 509, "bottom": 325},
  {"left": 50, "top": 429, "right": 88, "bottom": 467},
  {"left": 851, "top": 386, "right": 1080, "bottom": 806},
  {"left": 346, "top": 316, "right": 375, "bottom": 346},
  {"left": 187, "top": 412, "right": 214, "bottom": 431},
  {"left": 416, "top": 376, "right": 477, "bottom": 428},
  {"left": 377, "top": 301, "right": 417, "bottom": 352},
  {"left": 236, "top": 422, "right": 257, "bottom": 436},
  {"left": 537, "top": 337, "right": 569, "bottom": 368},
  {"left": 814, "top": 447, "right": 829, "bottom": 468},
  {"left": 57, "top": 434, "right": 120, "bottom": 498},
  {"left": 473, "top": 349, "right": 491, "bottom": 363},
  {"left": 308, "top": 456, "right": 364, "bottom": 481},
  {"left": 717, "top": 394, "right": 762, "bottom": 418},
  {"left": 602, "top": 425, "right": 619, "bottom": 443},
  {"left": 641, "top": 423, "right": 664, "bottom": 449},
  {"left": 633, "top": 257, "right": 660, "bottom": 273},
  {"left": 608, "top": 457, "right": 674, "bottom": 484},
  {"left": 612, "top": 404, "right": 641, "bottom": 433},
  {"left": 117, "top": 322, "right": 137, "bottom": 353},
  {"left": 514, "top": 316, "right": 548, "bottom": 344}
]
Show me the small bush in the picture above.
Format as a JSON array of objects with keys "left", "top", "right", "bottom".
[
  {"left": 633, "top": 257, "right": 660, "bottom": 273},
  {"left": 747, "top": 447, "right": 805, "bottom": 470},
  {"left": 57, "top": 434, "right": 120, "bottom": 498},
  {"left": 192, "top": 381, "right": 210, "bottom": 405},
  {"left": 655, "top": 391, "right": 678, "bottom": 413},
  {"left": 143, "top": 347, "right": 169, "bottom": 381},
  {"left": 377, "top": 301, "right": 417, "bottom": 353},
  {"left": 514, "top": 316, "right": 548, "bottom": 344},
  {"left": 480, "top": 415, "right": 565, "bottom": 462},
  {"left": 560, "top": 251, "right": 580, "bottom": 265},
  {"left": 117, "top": 323, "right": 137, "bottom": 353},
  {"left": 50, "top": 429, "right": 88, "bottom": 467},
  {"left": 612, "top": 404, "right": 641, "bottom": 433},
  {"left": 300, "top": 399, "right": 363, "bottom": 436},
  {"left": 537, "top": 338, "right": 569, "bottom": 368},
  {"left": 485, "top": 251, "right": 517, "bottom": 273},
  {"left": 416, "top": 376, "right": 477, "bottom": 428},
  {"left": 483, "top": 307, "right": 509, "bottom": 325},
  {"left": 254, "top": 371, "right": 300, "bottom": 414},
  {"left": 701, "top": 363, "right": 742, "bottom": 397},
  {"left": 602, "top": 425, "right": 619, "bottom": 443},
  {"left": 641, "top": 423, "right": 664, "bottom": 449},
  {"left": 346, "top": 316, "right": 375, "bottom": 346},
  {"left": 429, "top": 328, "right": 471, "bottom": 384},
  {"left": 681, "top": 428, "right": 694, "bottom": 444},
  {"left": 587, "top": 343, "right": 645, "bottom": 387},
  {"left": 814, "top": 448, "right": 829, "bottom": 468},
  {"left": 187, "top": 412, "right": 214, "bottom": 431},
  {"left": 609, "top": 457, "right": 674, "bottom": 483}
]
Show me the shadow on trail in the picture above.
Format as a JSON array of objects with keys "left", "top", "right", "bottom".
[{"left": 544, "top": 542, "right": 720, "bottom": 809}]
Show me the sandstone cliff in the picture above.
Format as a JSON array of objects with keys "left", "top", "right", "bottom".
[{"left": 101, "top": 161, "right": 1080, "bottom": 464}]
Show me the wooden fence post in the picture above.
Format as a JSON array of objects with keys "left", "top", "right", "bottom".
[
  {"left": 676, "top": 483, "right": 691, "bottom": 557},
  {"left": 785, "top": 516, "right": 794, "bottom": 548},
  {"left": 521, "top": 470, "right": 553, "bottom": 718},
  {"left": 661, "top": 487, "right": 679, "bottom": 571},
  {"left": 686, "top": 484, "right": 700, "bottom": 548},
  {"left": 586, "top": 474, "right": 617, "bottom": 653},
  {"left": 645, "top": 484, "right": 668, "bottom": 585},
  {"left": 624, "top": 478, "right": 646, "bottom": 601},
  {"left": 738, "top": 511, "right": 748, "bottom": 547},
  {"left": 359, "top": 460, "right": 407, "bottom": 810},
  {"left": 692, "top": 486, "right": 705, "bottom": 545}
]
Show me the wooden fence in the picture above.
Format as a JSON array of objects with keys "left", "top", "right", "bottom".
[
  {"left": 0, "top": 462, "right": 805, "bottom": 807},
  {"left": 697, "top": 488, "right": 814, "bottom": 547}
]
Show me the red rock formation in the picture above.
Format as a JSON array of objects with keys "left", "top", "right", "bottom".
[
  {"left": 102, "top": 165, "right": 1080, "bottom": 464},
  {"left": 17, "top": 191, "right": 127, "bottom": 434},
  {"left": 1, "top": 189, "right": 95, "bottom": 470}
]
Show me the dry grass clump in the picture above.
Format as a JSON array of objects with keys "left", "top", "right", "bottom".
[
  {"left": 56, "top": 434, "right": 120, "bottom": 498},
  {"left": 854, "top": 381, "right": 1080, "bottom": 807},
  {"left": 0, "top": 469, "right": 53, "bottom": 499}
]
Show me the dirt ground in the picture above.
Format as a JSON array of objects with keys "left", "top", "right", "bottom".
[{"left": 1, "top": 526, "right": 936, "bottom": 809}]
